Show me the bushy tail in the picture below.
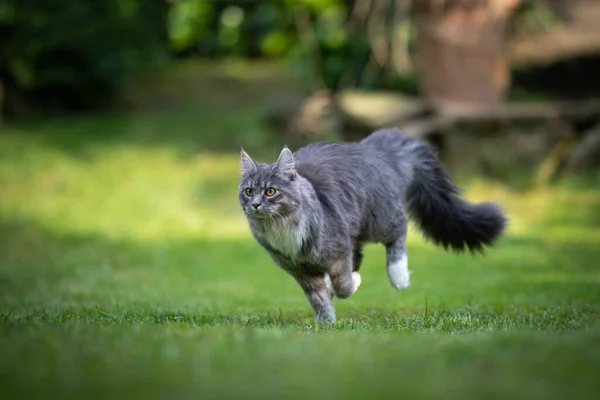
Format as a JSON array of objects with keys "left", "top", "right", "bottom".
[
  {"left": 405, "top": 136, "right": 506, "bottom": 253},
  {"left": 363, "top": 128, "right": 506, "bottom": 252}
]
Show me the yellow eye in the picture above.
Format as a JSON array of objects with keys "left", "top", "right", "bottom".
[
  {"left": 244, "top": 188, "right": 254, "bottom": 196},
  {"left": 265, "top": 188, "right": 276, "bottom": 197}
]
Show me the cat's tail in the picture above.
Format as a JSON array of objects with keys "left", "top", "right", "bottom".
[
  {"left": 406, "top": 136, "right": 506, "bottom": 253},
  {"left": 363, "top": 128, "right": 507, "bottom": 252}
]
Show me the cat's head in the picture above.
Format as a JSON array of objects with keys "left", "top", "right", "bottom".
[{"left": 238, "top": 147, "right": 301, "bottom": 221}]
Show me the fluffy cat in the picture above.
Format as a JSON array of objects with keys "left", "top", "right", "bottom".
[{"left": 238, "top": 128, "right": 506, "bottom": 324}]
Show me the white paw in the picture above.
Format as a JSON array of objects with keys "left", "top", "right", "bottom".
[
  {"left": 352, "top": 271, "right": 362, "bottom": 294},
  {"left": 390, "top": 270, "right": 410, "bottom": 291},
  {"left": 387, "top": 255, "right": 411, "bottom": 291}
]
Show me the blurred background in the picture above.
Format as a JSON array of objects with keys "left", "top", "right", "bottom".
[
  {"left": 1, "top": 0, "right": 600, "bottom": 178},
  {"left": 1, "top": 1, "right": 600, "bottom": 398}
]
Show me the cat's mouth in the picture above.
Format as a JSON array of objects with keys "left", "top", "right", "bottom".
[
  {"left": 246, "top": 209, "right": 271, "bottom": 219},
  {"left": 247, "top": 208, "right": 283, "bottom": 220}
]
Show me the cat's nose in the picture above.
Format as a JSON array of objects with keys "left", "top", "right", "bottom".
[{"left": 252, "top": 203, "right": 260, "bottom": 209}]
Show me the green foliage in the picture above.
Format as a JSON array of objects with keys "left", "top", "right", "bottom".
[
  {"left": 168, "top": 0, "right": 213, "bottom": 52},
  {"left": 0, "top": 0, "right": 168, "bottom": 116},
  {"left": 168, "top": 0, "right": 296, "bottom": 58},
  {"left": 0, "top": 0, "right": 578, "bottom": 117},
  {"left": 166, "top": 0, "right": 378, "bottom": 91}
]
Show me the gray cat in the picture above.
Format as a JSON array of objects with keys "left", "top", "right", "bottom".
[{"left": 238, "top": 128, "right": 506, "bottom": 324}]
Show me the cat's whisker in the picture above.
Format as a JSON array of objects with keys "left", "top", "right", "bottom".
[{"left": 271, "top": 210, "right": 285, "bottom": 221}]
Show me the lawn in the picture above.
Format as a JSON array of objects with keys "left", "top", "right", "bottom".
[{"left": 1, "top": 61, "right": 600, "bottom": 399}]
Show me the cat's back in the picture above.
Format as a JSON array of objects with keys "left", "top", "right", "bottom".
[
  {"left": 293, "top": 141, "right": 374, "bottom": 184},
  {"left": 293, "top": 140, "right": 402, "bottom": 205},
  {"left": 294, "top": 141, "right": 365, "bottom": 166}
]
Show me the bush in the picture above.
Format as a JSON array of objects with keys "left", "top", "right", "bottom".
[{"left": 0, "top": 0, "right": 168, "bottom": 117}]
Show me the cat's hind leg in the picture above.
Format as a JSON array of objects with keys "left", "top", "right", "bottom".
[
  {"left": 352, "top": 244, "right": 364, "bottom": 272},
  {"left": 386, "top": 232, "right": 411, "bottom": 291}
]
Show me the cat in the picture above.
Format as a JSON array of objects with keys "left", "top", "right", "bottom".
[{"left": 238, "top": 128, "right": 506, "bottom": 324}]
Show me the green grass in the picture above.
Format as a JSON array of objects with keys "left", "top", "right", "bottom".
[{"left": 1, "top": 62, "right": 600, "bottom": 399}]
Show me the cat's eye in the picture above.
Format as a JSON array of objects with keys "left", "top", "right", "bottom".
[
  {"left": 244, "top": 188, "right": 254, "bottom": 196},
  {"left": 264, "top": 188, "right": 276, "bottom": 197}
]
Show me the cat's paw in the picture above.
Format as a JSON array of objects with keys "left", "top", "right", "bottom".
[
  {"left": 390, "top": 271, "right": 410, "bottom": 291},
  {"left": 388, "top": 256, "right": 411, "bottom": 291},
  {"left": 351, "top": 272, "right": 362, "bottom": 294}
]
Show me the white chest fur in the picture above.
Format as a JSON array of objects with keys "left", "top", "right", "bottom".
[{"left": 258, "top": 216, "right": 308, "bottom": 259}]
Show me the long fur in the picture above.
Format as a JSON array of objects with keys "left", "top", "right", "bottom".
[
  {"left": 360, "top": 129, "right": 506, "bottom": 252},
  {"left": 239, "top": 128, "right": 507, "bottom": 323}
]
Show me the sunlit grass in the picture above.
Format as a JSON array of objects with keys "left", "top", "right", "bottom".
[{"left": 0, "top": 142, "right": 246, "bottom": 241}]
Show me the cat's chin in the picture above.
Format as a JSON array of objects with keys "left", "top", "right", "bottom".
[{"left": 246, "top": 211, "right": 273, "bottom": 220}]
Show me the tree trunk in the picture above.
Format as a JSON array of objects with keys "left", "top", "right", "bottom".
[{"left": 412, "top": 0, "right": 522, "bottom": 112}]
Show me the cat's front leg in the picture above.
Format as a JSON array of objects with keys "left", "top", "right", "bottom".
[
  {"left": 329, "top": 253, "right": 361, "bottom": 299},
  {"left": 295, "top": 274, "right": 336, "bottom": 324}
]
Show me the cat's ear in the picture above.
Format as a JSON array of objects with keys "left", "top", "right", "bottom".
[
  {"left": 240, "top": 149, "right": 257, "bottom": 175},
  {"left": 274, "top": 147, "right": 296, "bottom": 180}
]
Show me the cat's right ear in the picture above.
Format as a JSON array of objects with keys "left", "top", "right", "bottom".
[{"left": 240, "top": 149, "right": 257, "bottom": 175}]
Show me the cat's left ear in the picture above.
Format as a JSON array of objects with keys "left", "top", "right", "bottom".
[{"left": 275, "top": 147, "right": 296, "bottom": 180}]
